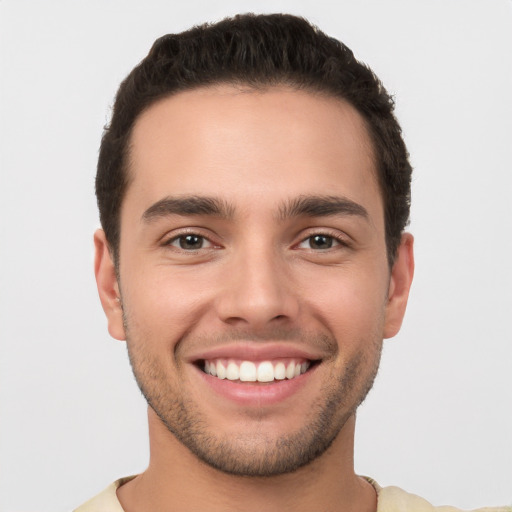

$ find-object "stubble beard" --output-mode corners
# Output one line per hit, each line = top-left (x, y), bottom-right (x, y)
(124, 318), (382, 477)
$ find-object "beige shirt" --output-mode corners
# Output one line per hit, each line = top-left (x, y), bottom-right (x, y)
(74, 476), (511, 512)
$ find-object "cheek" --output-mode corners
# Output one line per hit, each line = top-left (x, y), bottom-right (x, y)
(300, 263), (389, 343)
(317, 293), (386, 341)
(121, 267), (213, 347)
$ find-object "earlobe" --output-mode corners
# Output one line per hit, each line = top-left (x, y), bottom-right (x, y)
(383, 233), (415, 339)
(94, 229), (126, 341)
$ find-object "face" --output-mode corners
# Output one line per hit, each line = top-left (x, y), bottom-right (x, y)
(95, 85), (413, 476)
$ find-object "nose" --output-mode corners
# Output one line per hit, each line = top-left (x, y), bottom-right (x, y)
(215, 244), (299, 329)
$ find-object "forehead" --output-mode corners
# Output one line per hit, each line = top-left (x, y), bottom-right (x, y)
(124, 85), (381, 221)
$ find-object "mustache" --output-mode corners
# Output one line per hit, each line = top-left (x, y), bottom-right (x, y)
(175, 326), (339, 358)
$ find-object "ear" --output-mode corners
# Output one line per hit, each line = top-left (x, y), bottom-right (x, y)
(383, 233), (415, 339)
(94, 229), (126, 341)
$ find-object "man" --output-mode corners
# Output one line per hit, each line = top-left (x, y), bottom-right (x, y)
(75, 13), (509, 512)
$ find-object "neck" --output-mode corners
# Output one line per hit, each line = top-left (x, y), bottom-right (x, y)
(117, 408), (376, 512)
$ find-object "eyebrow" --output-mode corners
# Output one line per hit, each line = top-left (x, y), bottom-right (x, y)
(142, 196), (234, 222)
(141, 194), (368, 223)
(277, 195), (368, 221)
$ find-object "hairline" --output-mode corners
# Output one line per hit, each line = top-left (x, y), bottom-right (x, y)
(111, 81), (390, 266)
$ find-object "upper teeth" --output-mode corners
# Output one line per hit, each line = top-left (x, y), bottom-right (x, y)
(204, 359), (310, 383)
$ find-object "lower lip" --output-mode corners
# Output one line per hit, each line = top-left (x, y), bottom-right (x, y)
(195, 365), (318, 406)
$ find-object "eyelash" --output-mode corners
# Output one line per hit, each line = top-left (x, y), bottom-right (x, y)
(162, 229), (349, 252)
(163, 231), (218, 251)
(295, 230), (349, 251)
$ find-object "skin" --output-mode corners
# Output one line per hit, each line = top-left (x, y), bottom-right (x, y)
(95, 85), (414, 512)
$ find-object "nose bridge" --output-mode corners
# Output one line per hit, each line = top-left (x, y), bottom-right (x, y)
(216, 236), (297, 327)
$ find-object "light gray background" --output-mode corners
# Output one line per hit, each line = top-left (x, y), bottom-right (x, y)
(1, 1), (511, 511)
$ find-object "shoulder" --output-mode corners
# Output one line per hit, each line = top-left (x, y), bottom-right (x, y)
(73, 476), (135, 512)
(366, 478), (512, 512)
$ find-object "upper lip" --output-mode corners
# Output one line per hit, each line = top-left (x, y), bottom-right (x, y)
(186, 341), (324, 363)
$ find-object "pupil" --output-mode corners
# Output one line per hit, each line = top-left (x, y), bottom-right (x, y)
(311, 235), (332, 249)
(180, 235), (203, 249)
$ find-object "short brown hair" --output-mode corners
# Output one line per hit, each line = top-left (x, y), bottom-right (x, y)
(96, 13), (412, 265)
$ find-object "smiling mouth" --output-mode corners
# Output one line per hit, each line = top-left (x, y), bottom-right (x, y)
(198, 358), (318, 383)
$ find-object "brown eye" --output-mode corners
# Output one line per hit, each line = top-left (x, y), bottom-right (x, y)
(179, 234), (204, 249)
(307, 235), (335, 250)
(168, 234), (212, 250)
